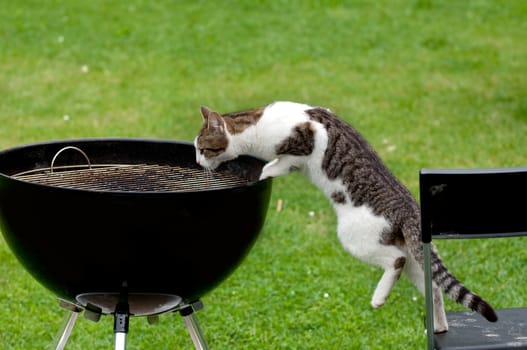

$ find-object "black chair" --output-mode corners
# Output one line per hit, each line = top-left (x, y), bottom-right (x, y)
(420, 167), (527, 350)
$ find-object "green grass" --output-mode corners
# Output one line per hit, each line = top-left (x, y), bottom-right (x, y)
(1, 0), (527, 349)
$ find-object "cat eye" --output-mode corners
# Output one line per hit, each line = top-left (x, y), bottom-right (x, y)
(200, 148), (223, 157)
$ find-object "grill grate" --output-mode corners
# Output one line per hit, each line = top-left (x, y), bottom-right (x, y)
(13, 164), (249, 192)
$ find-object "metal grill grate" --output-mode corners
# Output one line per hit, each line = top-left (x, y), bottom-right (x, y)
(13, 164), (249, 192)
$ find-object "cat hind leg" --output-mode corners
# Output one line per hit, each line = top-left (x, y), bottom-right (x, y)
(404, 256), (448, 333)
(336, 212), (407, 309)
(371, 255), (406, 308)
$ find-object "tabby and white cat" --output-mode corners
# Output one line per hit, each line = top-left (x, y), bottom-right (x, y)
(194, 101), (497, 333)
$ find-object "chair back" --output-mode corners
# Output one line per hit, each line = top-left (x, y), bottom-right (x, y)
(420, 167), (527, 243)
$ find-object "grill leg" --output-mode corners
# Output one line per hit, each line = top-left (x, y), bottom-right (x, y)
(114, 332), (127, 350)
(179, 301), (209, 350)
(51, 300), (82, 350)
(113, 302), (130, 350)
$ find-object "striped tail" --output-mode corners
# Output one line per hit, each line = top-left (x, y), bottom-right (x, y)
(430, 248), (498, 322)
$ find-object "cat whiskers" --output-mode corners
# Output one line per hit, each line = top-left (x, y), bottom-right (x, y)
(202, 167), (215, 187)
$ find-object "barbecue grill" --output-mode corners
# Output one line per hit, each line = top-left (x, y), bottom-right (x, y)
(0, 138), (272, 349)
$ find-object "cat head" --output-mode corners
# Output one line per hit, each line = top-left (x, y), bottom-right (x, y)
(194, 106), (235, 170)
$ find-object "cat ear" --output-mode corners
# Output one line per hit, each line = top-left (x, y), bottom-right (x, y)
(200, 106), (224, 132)
(200, 106), (212, 120)
(208, 112), (225, 132)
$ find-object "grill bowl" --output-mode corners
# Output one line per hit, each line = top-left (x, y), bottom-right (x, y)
(0, 138), (272, 314)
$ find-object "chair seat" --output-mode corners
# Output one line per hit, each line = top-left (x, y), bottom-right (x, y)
(434, 307), (527, 350)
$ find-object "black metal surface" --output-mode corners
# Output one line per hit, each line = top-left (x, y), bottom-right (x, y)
(434, 308), (527, 350)
(0, 138), (272, 309)
(420, 167), (527, 242)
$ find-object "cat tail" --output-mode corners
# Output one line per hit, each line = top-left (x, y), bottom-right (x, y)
(429, 244), (498, 322)
(402, 218), (497, 322)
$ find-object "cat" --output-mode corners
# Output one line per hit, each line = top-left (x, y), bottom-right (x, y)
(193, 101), (498, 333)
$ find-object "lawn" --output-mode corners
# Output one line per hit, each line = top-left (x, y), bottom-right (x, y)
(1, 0), (526, 349)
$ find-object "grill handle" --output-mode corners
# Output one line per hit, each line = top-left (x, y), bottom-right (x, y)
(50, 146), (92, 173)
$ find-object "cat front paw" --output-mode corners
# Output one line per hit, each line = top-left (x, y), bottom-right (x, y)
(259, 158), (280, 180)
(260, 157), (299, 180)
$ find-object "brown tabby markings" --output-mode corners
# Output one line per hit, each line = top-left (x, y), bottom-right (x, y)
(380, 227), (406, 247)
(196, 128), (229, 158)
(197, 108), (263, 158)
(276, 122), (316, 156)
(306, 107), (416, 249)
(394, 256), (406, 270)
(331, 191), (347, 204)
(222, 108), (264, 134)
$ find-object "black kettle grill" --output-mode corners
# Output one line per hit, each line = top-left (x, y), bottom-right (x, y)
(0, 138), (272, 349)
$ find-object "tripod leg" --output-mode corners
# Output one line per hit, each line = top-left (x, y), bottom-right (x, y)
(114, 332), (127, 350)
(113, 302), (130, 350)
(179, 302), (210, 350)
(51, 308), (80, 350)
